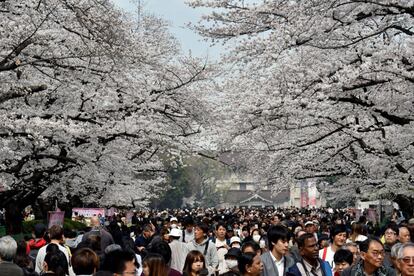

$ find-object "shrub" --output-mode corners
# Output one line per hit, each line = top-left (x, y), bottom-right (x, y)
(22, 218), (87, 234)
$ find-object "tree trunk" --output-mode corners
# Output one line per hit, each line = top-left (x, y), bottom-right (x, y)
(1, 184), (48, 234)
(5, 201), (23, 234)
(395, 195), (414, 219)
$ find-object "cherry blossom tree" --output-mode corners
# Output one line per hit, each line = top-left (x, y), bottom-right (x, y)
(189, 0), (414, 211)
(0, 0), (208, 231)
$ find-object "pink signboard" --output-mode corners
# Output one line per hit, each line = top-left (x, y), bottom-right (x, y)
(72, 208), (105, 218)
(48, 211), (65, 229)
(106, 207), (117, 217)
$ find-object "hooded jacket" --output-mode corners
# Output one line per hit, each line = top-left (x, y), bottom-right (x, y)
(186, 238), (219, 275)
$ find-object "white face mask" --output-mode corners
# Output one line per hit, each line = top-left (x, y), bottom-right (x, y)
(225, 259), (238, 269)
(232, 243), (241, 248)
(171, 224), (177, 229)
(253, 234), (261, 243)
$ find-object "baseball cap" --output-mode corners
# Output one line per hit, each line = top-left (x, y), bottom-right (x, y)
(170, 217), (178, 222)
(304, 221), (314, 226)
(170, 228), (182, 237)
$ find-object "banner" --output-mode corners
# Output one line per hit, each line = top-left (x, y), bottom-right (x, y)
(308, 181), (317, 207)
(126, 211), (134, 224)
(367, 208), (378, 224)
(106, 207), (117, 217)
(300, 181), (308, 207)
(48, 211), (65, 229)
(354, 209), (362, 221)
(72, 208), (105, 218)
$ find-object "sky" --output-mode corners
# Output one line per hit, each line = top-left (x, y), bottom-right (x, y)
(114, 0), (221, 59)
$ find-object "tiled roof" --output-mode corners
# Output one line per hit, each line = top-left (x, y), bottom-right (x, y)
(222, 189), (290, 205)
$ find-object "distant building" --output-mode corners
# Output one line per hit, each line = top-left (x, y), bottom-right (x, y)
(289, 180), (326, 208)
(216, 174), (325, 208)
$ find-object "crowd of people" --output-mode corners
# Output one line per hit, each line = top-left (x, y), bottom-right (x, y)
(0, 206), (414, 276)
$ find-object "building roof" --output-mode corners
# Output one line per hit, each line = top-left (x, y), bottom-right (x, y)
(240, 194), (273, 204)
(222, 189), (290, 206)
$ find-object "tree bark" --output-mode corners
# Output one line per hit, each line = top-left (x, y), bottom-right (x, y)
(4, 201), (23, 234)
(394, 195), (414, 219)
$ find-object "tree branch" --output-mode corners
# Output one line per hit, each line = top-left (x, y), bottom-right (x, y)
(0, 84), (48, 104)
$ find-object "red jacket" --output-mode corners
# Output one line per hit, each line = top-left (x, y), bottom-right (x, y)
(26, 238), (46, 254)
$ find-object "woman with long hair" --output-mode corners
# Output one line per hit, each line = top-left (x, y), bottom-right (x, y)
(346, 222), (367, 243)
(237, 252), (263, 276)
(14, 240), (38, 276)
(142, 253), (168, 276)
(182, 250), (206, 276)
(250, 229), (261, 244)
(160, 227), (170, 243)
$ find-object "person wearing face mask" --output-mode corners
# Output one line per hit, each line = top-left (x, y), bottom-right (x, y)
(251, 229), (267, 252)
(170, 217), (179, 230)
(230, 237), (241, 249)
(251, 229), (261, 244)
(220, 248), (241, 276)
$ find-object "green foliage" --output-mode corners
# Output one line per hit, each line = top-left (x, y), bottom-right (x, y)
(22, 218), (87, 234)
(22, 220), (44, 234)
(156, 166), (192, 209)
(0, 226), (6, 237)
(63, 218), (88, 230)
(155, 153), (230, 208)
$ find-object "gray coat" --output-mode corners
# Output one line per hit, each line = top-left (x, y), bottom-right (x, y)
(0, 262), (24, 276)
(261, 251), (296, 276)
(82, 227), (114, 252)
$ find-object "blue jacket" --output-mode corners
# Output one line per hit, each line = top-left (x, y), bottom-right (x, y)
(287, 259), (332, 276)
